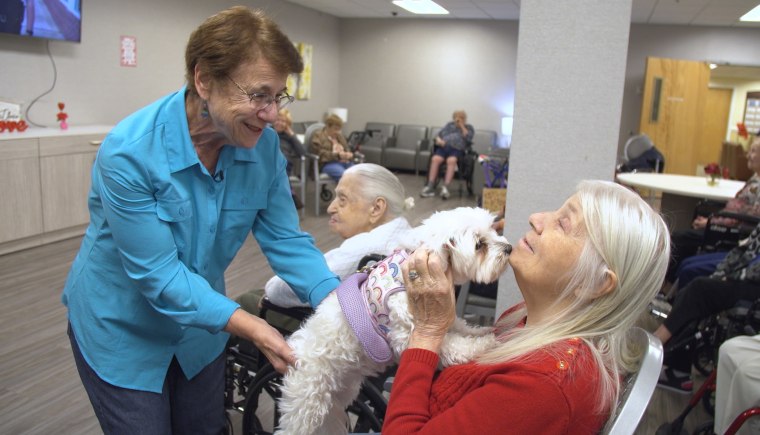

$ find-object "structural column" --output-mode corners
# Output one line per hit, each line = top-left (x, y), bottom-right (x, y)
(498, 0), (633, 312)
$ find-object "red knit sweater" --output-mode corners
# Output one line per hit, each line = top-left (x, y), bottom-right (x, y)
(383, 337), (609, 434)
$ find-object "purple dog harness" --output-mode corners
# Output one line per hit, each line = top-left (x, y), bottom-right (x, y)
(336, 250), (409, 364)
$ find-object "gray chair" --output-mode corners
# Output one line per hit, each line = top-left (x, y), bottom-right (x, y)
(383, 124), (428, 175)
(603, 327), (663, 435)
(471, 129), (498, 155)
(359, 122), (396, 166)
(303, 122), (336, 216)
(291, 122), (307, 135)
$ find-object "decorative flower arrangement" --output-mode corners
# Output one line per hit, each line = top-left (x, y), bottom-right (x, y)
(704, 162), (721, 186)
(56, 102), (68, 130)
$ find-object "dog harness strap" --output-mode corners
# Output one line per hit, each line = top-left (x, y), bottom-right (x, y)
(336, 250), (409, 364)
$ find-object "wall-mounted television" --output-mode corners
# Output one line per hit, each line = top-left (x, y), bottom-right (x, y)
(0, 0), (81, 43)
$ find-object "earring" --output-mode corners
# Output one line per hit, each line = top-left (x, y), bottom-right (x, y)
(200, 100), (209, 118)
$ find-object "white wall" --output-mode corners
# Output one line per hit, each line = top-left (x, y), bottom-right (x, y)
(0, 0), (342, 128)
(338, 18), (517, 139)
(3, 4), (760, 152)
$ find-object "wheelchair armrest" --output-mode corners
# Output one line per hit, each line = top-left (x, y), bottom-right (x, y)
(259, 297), (314, 325)
(709, 211), (760, 225)
(693, 199), (727, 218)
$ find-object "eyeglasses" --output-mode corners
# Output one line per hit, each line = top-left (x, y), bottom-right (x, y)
(227, 76), (294, 111)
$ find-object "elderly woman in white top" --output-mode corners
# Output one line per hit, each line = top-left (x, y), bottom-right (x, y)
(238, 163), (414, 324)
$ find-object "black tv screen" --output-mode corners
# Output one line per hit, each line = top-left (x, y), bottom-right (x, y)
(0, 0), (81, 43)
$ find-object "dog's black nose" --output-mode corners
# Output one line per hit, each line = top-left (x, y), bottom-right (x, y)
(504, 243), (512, 254)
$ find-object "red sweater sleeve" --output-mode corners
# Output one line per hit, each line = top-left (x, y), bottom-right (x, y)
(383, 348), (602, 434)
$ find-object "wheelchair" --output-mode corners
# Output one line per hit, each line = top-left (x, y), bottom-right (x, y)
(663, 298), (760, 378)
(224, 254), (390, 434)
(655, 299), (760, 435)
(425, 144), (478, 197)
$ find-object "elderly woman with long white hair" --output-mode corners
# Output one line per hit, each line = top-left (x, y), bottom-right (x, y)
(385, 180), (670, 434)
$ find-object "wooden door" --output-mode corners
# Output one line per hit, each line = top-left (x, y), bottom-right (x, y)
(696, 88), (732, 168)
(639, 57), (711, 175)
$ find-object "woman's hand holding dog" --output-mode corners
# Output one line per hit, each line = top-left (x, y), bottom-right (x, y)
(402, 249), (456, 354)
(225, 308), (295, 373)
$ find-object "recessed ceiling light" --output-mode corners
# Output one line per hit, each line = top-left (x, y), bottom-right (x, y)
(392, 0), (449, 15)
(740, 4), (760, 21)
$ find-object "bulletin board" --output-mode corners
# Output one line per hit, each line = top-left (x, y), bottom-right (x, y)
(745, 91), (760, 133)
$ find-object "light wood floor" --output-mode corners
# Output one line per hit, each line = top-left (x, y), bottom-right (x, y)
(0, 172), (709, 434)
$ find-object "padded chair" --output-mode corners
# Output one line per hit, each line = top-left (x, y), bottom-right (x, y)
(470, 129), (498, 155)
(291, 122), (307, 135)
(383, 124), (428, 175)
(603, 327), (663, 435)
(455, 280), (497, 326)
(303, 122), (336, 216)
(359, 122), (396, 166)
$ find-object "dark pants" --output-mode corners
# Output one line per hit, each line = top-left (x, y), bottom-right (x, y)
(68, 324), (226, 435)
(663, 278), (760, 372)
(666, 228), (705, 283)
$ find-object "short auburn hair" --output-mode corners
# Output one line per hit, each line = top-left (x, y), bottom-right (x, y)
(185, 6), (303, 95)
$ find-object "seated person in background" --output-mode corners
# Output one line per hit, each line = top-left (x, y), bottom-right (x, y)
(421, 110), (474, 200)
(274, 108), (306, 209)
(666, 137), (760, 286)
(715, 334), (760, 435)
(237, 163), (415, 328)
(654, 221), (760, 393)
(310, 113), (354, 182)
(384, 180), (669, 434)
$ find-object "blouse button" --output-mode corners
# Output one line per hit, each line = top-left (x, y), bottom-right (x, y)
(556, 360), (569, 370)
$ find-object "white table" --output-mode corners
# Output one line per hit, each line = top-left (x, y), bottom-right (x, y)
(616, 172), (745, 230)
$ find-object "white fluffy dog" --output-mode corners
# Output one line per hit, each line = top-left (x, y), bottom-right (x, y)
(275, 207), (512, 435)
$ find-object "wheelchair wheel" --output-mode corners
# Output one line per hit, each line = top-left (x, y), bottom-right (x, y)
(241, 363), (387, 434)
(349, 380), (387, 433)
(242, 364), (282, 435)
(320, 185), (334, 202)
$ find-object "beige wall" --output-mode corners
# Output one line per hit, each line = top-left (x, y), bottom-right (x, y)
(0, 0), (342, 128)
(2, 3), (760, 153)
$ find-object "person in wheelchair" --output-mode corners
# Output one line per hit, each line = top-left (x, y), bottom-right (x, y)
(715, 333), (760, 435)
(655, 221), (760, 393)
(237, 163), (415, 327)
(310, 113), (354, 182)
(666, 137), (760, 287)
(384, 181), (669, 433)
(420, 110), (474, 199)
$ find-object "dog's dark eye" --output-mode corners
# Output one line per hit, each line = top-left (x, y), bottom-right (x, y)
(475, 239), (485, 250)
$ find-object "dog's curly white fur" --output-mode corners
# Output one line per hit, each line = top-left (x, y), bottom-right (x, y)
(276, 207), (511, 435)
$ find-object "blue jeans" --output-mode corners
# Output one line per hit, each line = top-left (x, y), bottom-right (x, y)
(322, 161), (353, 182)
(68, 324), (226, 435)
(675, 251), (728, 288)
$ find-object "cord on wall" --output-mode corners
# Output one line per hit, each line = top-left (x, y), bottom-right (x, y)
(25, 40), (57, 128)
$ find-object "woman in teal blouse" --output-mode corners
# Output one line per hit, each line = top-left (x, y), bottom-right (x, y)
(61, 7), (339, 434)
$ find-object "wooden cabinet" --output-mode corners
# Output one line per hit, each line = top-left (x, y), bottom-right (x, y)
(40, 134), (102, 232)
(0, 126), (110, 255)
(0, 138), (43, 244)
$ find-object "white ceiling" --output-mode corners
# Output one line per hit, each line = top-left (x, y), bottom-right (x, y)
(285, 0), (760, 27)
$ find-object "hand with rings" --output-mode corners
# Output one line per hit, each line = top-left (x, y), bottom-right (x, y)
(402, 248), (456, 353)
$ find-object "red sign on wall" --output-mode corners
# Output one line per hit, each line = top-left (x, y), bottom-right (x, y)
(120, 36), (137, 67)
